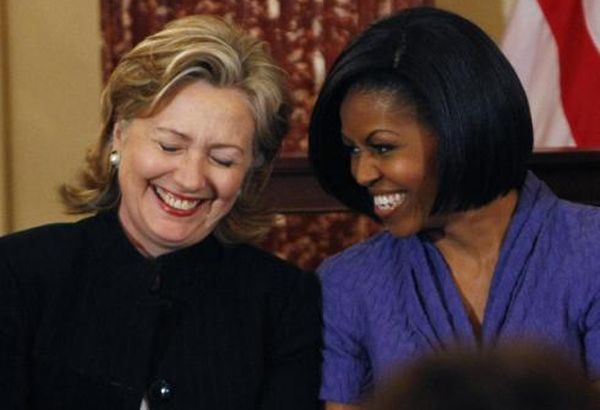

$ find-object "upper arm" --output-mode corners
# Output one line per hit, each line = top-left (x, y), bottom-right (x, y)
(583, 292), (600, 380)
(319, 265), (371, 405)
(258, 270), (322, 410)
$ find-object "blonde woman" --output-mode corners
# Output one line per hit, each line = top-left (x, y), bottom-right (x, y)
(0, 16), (321, 409)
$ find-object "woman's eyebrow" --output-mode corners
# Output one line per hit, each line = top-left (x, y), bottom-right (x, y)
(363, 129), (399, 144)
(156, 126), (192, 141)
(210, 143), (245, 154)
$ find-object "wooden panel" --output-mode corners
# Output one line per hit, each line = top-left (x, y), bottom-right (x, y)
(528, 149), (600, 206)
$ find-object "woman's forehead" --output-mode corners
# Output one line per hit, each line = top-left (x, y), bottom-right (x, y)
(341, 88), (417, 119)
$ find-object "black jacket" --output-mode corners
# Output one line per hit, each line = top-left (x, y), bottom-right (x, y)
(0, 211), (322, 409)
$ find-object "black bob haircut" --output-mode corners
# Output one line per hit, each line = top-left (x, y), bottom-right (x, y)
(309, 7), (533, 218)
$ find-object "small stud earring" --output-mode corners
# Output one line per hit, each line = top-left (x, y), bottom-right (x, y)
(109, 151), (120, 167)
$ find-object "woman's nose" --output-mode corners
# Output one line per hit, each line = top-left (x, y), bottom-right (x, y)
(352, 153), (380, 187)
(174, 155), (207, 192)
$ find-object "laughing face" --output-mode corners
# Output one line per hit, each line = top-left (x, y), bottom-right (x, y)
(340, 89), (438, 237)
(112, 81), (255, 257)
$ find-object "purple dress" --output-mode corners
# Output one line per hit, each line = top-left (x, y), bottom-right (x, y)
(319, 172), (600, 403)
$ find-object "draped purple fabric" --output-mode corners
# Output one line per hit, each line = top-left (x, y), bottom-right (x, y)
(319, 173), (600, 402)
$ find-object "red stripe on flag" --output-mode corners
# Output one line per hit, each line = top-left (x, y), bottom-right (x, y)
(537, 0), (600, 147)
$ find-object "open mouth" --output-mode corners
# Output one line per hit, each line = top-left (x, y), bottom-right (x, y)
(373, 192), (407, 213)
(153, 185), (203, 214)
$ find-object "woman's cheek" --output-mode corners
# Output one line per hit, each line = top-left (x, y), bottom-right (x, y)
(215, 169), (248, 197)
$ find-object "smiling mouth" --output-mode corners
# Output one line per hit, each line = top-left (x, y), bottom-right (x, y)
(153, 185), (203, 212)
(373, 192), (407, 213)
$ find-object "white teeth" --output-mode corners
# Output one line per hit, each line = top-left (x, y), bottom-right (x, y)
(155, 186), (200, 210)
(373, 192), (406, 211)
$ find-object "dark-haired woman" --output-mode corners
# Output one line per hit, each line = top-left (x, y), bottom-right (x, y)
(309, 7), (600, 410)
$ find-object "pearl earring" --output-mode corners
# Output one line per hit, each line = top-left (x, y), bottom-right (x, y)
(109, 151), (120, 167)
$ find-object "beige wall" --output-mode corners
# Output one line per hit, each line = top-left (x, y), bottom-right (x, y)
(1, 1), (102, 234)
(435, 0), (516, 42)
(1, 0), (9, 234)
(0, 1), (515, 235)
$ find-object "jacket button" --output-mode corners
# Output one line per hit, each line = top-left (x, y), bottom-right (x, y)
(149, 379), (173, 401)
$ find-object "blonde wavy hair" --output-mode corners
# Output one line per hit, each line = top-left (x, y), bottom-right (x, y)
(61, 15), (290, 244)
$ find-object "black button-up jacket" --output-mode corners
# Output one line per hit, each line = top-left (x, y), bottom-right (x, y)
(0, 211), (322, 409)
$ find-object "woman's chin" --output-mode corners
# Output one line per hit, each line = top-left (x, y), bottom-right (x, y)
(383, 216), (419, 238)
(137, 218), (207, 254)
(153, 230), (206, 250)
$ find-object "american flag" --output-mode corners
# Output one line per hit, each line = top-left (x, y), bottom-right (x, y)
(502, 0), (600, 147)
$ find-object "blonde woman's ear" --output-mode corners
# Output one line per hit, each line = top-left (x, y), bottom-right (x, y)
(111, 119), (129, 150)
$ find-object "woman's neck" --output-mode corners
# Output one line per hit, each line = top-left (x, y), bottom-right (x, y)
(427, 190), (519, 329)
(430, 190), (519, 268)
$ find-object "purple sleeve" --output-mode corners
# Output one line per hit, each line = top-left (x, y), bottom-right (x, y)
(318, 258), (372, 404)
(583, 294), (600, 380)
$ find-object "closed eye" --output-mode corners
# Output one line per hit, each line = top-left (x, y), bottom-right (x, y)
(209, 147), (242, 168)
(158, 142), (182, 153)
(210, 156), (235, 167)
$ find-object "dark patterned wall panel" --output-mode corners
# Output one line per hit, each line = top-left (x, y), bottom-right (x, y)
(101, 0), (433, 156)
(100, 0), (432, 270)
(261, 213), (381, 271)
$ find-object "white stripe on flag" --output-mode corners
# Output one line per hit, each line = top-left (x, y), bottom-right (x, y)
(583, 0), (600, 51)
(502, 0), (576, 147)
